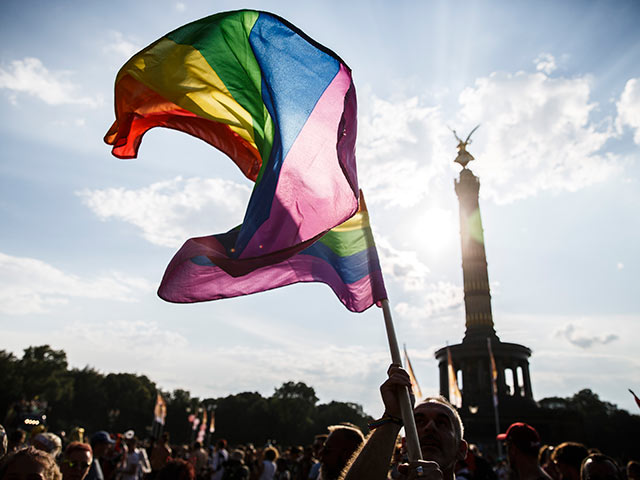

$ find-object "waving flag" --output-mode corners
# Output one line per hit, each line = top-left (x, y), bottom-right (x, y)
(403, 345), (423, 402)
(158, 191), (387, 312)
(105, 10), (359, 275)
(447, 348), (462, 408)
(154, 393), (167, 425)
(487, 338), (499, 408)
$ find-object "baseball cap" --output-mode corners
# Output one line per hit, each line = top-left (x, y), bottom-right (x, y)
(497, 422), (540, 451)
(91, 431), (115, 445)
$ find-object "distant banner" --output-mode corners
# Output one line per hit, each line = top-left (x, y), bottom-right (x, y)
(447, 348), (462, 408)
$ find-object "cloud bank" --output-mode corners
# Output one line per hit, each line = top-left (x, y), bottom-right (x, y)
(0, 252), (153, 315)
(78, 177), (251, 248)
(0, 57), (101, 107)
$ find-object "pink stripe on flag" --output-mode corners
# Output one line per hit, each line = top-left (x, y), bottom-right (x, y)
(241, 63), (358, 258)
(159, 238), (383, 313)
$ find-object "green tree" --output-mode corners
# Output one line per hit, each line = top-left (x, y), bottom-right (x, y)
(103, 373), (156, 435)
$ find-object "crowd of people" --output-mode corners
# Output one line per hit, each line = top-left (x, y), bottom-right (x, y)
(0, 365), (638, 480)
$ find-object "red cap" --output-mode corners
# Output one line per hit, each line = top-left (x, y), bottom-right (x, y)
(497, 422), (540, 450)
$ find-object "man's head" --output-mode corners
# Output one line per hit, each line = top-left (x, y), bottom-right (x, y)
(413, 397), (467, 471)
(551, 442), (589, 480)
(0, 446), (62, 480)
(32, 433), (62, 458)
(60, 442), (92, 480)
(497, 422), (541, 466)
(580, 454), (620, 480)
(320, 425), (364, 480)
(89, 431), (114, 459)
(627, 461), (640, 480)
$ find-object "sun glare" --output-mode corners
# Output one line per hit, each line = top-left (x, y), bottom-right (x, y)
(410, 208), (458, 255)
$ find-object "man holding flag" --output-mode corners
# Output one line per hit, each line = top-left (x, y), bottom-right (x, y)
(343, 365), (468, 480)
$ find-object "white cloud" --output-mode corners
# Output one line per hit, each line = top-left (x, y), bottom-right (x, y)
(616, 77), (640, 145)
(395, 281), (464, 322)
(617, 262), (624, 270)
(0, 252), (153, 315)
(103, 31), (141, 59)
(357, 94), (451, 208)
(0, 57), (101, 107)
(534, 53), (557, 74)
(457, 69), (621, 203)
(78, 176), (252, 248)
(175, 2), (186, 12)
(555, 323), (619, 349)
(376, 236), (431, 292)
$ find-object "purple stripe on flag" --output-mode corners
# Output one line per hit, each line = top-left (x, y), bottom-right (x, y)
(240, 63), (358, 258)
(159, 236), (384, 313)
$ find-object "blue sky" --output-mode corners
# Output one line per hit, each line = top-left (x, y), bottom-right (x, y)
(1, 0), (639, 422)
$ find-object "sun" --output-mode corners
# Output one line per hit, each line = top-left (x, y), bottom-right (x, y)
(410, 207), (458, 255)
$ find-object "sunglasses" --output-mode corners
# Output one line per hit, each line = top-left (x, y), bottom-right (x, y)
(63, 460), (91, 470)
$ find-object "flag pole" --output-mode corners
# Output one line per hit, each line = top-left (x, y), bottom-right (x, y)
(487, 338), (503, 458)
(381, 299), (423, 462)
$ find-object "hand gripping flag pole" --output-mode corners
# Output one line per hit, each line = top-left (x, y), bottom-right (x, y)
(381, 299), (423, 462)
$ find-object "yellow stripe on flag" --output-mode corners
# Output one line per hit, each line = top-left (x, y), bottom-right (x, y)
(118, 38), (258, 152)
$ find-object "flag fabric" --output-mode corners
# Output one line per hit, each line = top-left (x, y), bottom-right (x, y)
(158, 191), (387, 312)
(154, 393), (167, 425)
(487, 338), (499, 408)
(630, 389), (640, 409)
(209, 411), (216, 433)
(105, 10), (359, 276)
(447, 347), (462, 408)
(197, 410), (207, 443)
(403, 344), (423, 403)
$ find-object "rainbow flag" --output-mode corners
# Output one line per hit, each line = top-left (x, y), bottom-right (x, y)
(105, 10), (359, 275)
(158, 191), (387, 312)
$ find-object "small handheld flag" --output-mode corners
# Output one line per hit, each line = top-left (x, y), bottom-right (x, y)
(154, 393), (167, 426)
(447, 347), (462, 408)
(403, 344), (423, 403)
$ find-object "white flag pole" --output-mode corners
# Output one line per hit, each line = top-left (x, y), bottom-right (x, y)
(381, 299), (423, 462)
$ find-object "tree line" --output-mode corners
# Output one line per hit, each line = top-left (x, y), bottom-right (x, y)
(0, 345), (371, 446)
(1, 345), (639, 455)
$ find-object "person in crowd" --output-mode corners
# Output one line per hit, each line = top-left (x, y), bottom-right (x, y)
(60, 442), (93, 480)
(286, 447), (301, 480)
(68, 429), (85, 446)
(496, 423), (550, 480)
(187, 442), (208, 480)
(466, 444), (496, 480)
(295, 446), (315, 480)
(32, 434), (62, 460)
(0, 425), (8, 460)
(86, 431), (115, 480)
(318, 425), (363, 480)
(343, 364), (468, 480)
(551, 443), (589, 480)
(119, 436), (150, 480)
(7, 431), (26, 454)
(0, 446), (62, 480)
(211, 440), (229, 480)
(220, 450), (250, 480)
(156, 459), (195, 480)
(539, 446), (559, 480)
(308, 436), (327, 480)
(627, 461), (640, 480)
(257, 447), (277, 480)
(273, 458), (289, 480)
(580, 454), (620, 480)
(149, 433), (171, 476)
